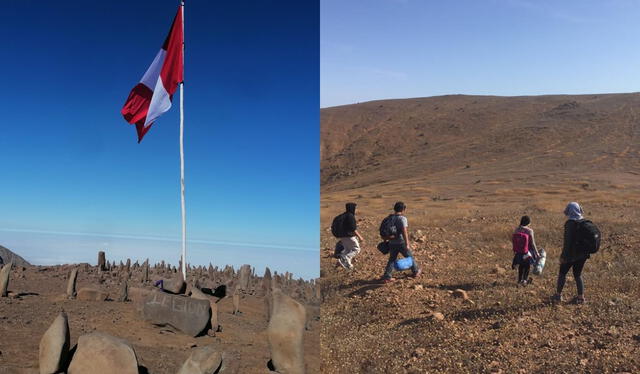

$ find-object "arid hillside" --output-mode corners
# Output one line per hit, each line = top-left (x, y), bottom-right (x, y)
(320, 94), (640, 373)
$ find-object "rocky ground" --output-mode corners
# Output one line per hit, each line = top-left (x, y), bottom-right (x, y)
(0, 263), (319, 373)
(320, 94), (640, 373)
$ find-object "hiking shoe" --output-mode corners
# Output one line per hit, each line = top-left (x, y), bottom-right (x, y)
(550, 294), (562, 304)
(337, 257), (349, 269)
(574, 296), (585, 305)
(527, 277), (533, 285)
(412, 268), (422, 278)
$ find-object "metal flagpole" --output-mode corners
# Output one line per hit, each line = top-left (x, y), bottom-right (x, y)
(180, 0), (187, 281)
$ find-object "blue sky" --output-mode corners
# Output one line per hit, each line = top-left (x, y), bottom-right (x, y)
(0, 1), (319, 279)
(322, 0), (640, 107)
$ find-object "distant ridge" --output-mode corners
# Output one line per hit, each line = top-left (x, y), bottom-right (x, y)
(0, 245), (31, 267)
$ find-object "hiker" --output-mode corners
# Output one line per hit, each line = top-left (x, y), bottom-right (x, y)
(331, 202), (364, 269)
(380, 202), (421, 283)
(551, 202), (600, 304)
(511, 215), (539, 286)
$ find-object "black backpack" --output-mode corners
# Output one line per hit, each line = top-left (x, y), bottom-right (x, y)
(576, 220), (601, 254)
(331, 213), (347, 238)
(379, 214), (399, 240)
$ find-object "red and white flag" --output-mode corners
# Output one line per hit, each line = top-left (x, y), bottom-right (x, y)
(121, 7), (184, 143)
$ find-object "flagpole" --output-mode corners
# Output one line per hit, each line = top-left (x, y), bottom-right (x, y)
(180, 0), (187, 281)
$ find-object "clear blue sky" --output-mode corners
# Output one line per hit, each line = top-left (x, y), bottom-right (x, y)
(322, 0), (640, 107)
(0, 1), (319, 279)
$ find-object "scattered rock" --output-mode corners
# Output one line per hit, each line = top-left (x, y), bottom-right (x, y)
(76, 287), (109, 301)
(430, 312), (445, 321)
(177, 345), (223, 374)
(39, 312), (70, 374)
(67, 332), (138, 374)
(452, 289), (468, 300)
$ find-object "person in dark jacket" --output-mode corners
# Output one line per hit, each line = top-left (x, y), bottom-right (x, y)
(552, 202), (590, 304)
(336, 202), (364, 270)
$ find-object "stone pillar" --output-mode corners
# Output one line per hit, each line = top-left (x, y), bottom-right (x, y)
(66, 268), (78, 299)
(0, 263), (12, 297)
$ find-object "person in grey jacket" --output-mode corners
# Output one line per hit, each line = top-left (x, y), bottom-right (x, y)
(552, 202), (590, 304)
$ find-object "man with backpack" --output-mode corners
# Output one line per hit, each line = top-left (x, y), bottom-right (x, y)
(551, 202), (601, 304)
(331, 202), (364, 270)
(380, 202), (421, 283)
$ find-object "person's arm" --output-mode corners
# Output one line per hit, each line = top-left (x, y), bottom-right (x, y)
(403, 226), (411, 249)
(354, 230), (364, 242)
(528, 228), (539, 259)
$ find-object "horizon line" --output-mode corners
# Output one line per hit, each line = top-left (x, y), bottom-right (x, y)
(0, 227), (317, 253)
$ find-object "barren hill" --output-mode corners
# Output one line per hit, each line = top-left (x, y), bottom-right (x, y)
(321, 93), (640, 190)
(0, 245), (31, 267)
(320, 94), (640, 373)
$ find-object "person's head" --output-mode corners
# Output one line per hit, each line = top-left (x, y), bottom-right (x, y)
(393, 201), (406, 213)
(345, 202), (357, 214)
(564, 202), (583, 220)
(520, 215), (531, 227)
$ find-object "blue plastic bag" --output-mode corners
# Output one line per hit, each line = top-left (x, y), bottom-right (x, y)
(394, 256), (414, 271)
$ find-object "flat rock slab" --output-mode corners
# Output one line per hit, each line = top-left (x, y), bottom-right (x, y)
(76, 287), (109, 301)
(142, 291), (211, 337)
(67, 332), (138, 374)
(39, 312), (70, 374)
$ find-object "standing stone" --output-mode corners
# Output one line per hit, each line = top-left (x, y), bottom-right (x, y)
(0, 262), (12, 297)
(142, 291), (211, 337)
(177, 345), (223, 374)
(39, 312), (70, 374)
(232, 292), (240, 315)
(267, 289), (306, 374)
(143, 263), (149, 283)
(67, 332), (138, 374)
(97, 251), (106, 271)
(66, 268), (78, 299)
(125, 259), (131, 273)
(238, 264), (251, 291)
(210, 301), (220, 333)
(118, 281), (129, 302)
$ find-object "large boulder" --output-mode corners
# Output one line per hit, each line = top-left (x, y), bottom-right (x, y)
(67, 332), (138, 374)
(129, 287), (152, 313)
(142, 291), (211, 337)
(177, 345), (223, 374)
(267, 289), (306, 374)
(163, 277), (187, 294)
(0, 262), (12, 297)
(76, 287), (109, 301)
(39, 312), (70, 374)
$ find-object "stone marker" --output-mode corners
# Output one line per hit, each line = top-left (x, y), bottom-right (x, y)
(39, 312), (70, 374)
(142, 263), (149, 283)
(0, 262), (12, 297)
(210, 301), (220, 333)
(67, 332), (138, 374)
(118, 281), (129, 302)
(238, 264), (251, 291)
(142, 291), (211, 337)
(267, 289), (306, 374)
(97, 251), (106, 271)
(77, 287), (109, 301)
(177, 345), (223, 374)
(66, 268), (78, 299)
(232, 292), (240, 315)
(163, 277), (187, 294)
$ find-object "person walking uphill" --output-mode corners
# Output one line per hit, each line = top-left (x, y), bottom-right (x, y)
(331, 202), (364, 270)
(552, 202), (601, 304)
(511, 215), (539, 286)
(380, 202), (421, 283)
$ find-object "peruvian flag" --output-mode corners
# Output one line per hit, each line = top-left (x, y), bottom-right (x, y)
(121, 7), (184, 143)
